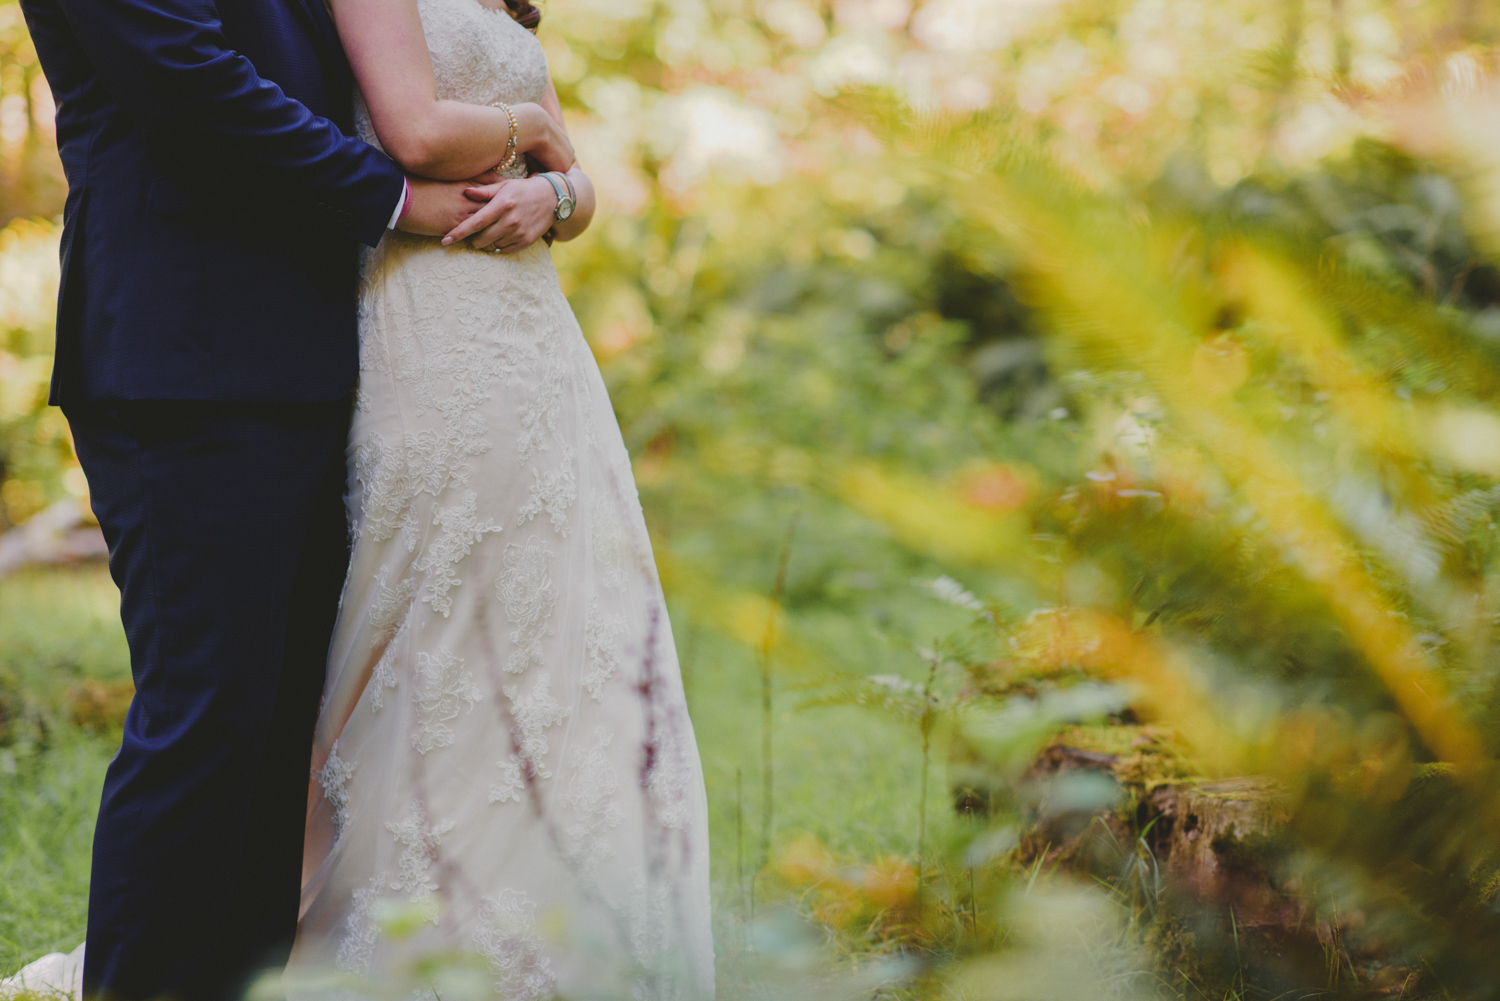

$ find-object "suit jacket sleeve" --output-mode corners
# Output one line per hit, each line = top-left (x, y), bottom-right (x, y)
(53, 0), (404, 247)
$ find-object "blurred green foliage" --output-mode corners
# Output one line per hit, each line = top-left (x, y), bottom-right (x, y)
(0, 218), (69, 530)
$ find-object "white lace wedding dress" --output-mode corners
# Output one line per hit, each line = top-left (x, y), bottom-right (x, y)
(285, 1), (714, 997)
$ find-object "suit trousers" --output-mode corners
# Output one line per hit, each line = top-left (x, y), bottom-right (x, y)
(66, 399), (352, 1001)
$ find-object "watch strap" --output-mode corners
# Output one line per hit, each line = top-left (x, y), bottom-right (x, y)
(539, 171), (568, 216)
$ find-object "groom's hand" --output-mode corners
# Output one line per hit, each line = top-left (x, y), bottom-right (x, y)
(394, 177), (482, 236)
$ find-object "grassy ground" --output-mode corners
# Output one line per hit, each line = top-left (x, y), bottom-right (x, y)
(0, 566), (128, 976)
(0, 565), (947, 981)
(0, 739), (110, 976)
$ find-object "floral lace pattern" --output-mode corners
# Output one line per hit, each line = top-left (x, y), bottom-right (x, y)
(489, 754), (526, 805)
(647, 732), (696, 833)
(411, 649), (481, 754)
(316, 741), (357, 841)
(515, 358), (566, 461)
(386, 799), (455, 897)
(289, 0), (712, 992)
(503, 675), (568, 779)
(335, 876), (384, 973)
(496, 535), (557, 674)
(562, 727), (625, 880)
(368, 624), (402, 711)
(518, 443), (578, 533)
(590, 488), (635, 592)
(368, 570), (418, 647)
(473, 889), (557, 1000)
(417, 490), (502, 617)
(583, 597), (626, 701)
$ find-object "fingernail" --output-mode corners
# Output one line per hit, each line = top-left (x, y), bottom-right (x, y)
(441, 237), (452, 245)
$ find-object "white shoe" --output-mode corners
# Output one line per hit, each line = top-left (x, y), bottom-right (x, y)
(0, 943), (85, 1001)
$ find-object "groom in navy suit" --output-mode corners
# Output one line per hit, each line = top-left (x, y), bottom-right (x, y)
(19, 0), (466, 995)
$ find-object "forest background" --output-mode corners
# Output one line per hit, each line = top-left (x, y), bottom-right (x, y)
(7, 0), (1500, 998)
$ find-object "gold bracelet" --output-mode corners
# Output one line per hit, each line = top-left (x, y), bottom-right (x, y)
(493, 101), (519, 173)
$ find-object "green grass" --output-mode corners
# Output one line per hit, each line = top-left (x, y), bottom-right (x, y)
(0, 565), (128, 976)
(0, 738), (111, 976)
(0, 567), (129, 690)
(684, 626), (944, 866)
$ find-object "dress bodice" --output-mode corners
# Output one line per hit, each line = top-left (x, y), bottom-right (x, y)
(355, 0), (550, 150)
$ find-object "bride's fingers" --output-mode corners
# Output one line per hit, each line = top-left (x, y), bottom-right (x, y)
(495, 226), (547, 253)
(442, 202), (506, 244)
(470, 217), (518, 250)
(493, 229), (526, 251)
(463, 183), (503, 202)
(488, 226), (533, 252)
(469, 222), (499, 249)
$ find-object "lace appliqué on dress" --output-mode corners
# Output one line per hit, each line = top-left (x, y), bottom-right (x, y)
(355, 437), (469, 554)
(503, 675), (569, 780)
(472, 889), (558, 1001)
(336, 875), (385, 974)
(369, 572), (419, 647)
(317, 741), (358, 841)
(583, 597), (627, 701)
(496, 535), (557, 674)
(628, 867), (685, 1001)
(417, 490), (502, 617)
(354, 433), (415, 546)
(489, 754), (527, 804)
(518, 443), (578, 534)
(516, 358), (566, 460)
(647, 731), (695, 833)
(412, 649), (482, 754)
(386, 799), (456, 897)
(561, 727), (624, 880)
(590, 488), (635, 592)
(369, 622), (404, 712)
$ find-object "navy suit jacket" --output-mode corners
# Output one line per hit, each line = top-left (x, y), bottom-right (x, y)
(22, 0), (407, 404)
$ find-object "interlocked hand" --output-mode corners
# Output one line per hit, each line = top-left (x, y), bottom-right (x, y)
(440, 176), (555, 254)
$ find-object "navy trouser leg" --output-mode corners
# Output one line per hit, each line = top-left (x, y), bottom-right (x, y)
(67, 401), (352, 1001)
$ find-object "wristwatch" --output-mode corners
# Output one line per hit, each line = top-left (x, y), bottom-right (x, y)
(539, 172), (575, 222)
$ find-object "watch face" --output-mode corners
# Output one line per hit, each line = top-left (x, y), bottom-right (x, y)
(557, 198), (575, 221)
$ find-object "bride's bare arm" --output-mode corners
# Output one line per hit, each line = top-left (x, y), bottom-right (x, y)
(328, 0), (573, 179)
(538, 81), (594, 243)
(441, 80), (596, 250)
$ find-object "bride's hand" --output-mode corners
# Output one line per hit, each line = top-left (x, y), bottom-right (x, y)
(440, 176), (555, 253)
(510, 102), (574, 174)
